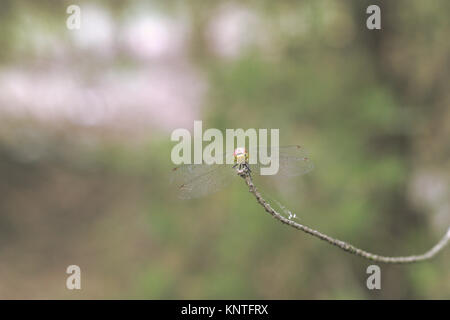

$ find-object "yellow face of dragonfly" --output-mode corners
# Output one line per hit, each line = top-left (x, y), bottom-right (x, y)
(233, 147), (249, 165)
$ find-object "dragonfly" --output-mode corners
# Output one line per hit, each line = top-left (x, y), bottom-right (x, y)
(171, 145), (313, 199)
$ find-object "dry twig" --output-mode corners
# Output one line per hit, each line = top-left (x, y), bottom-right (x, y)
(240, 172), (450, 264)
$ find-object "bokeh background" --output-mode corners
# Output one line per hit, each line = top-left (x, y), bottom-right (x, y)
(0, 0), (449, 299)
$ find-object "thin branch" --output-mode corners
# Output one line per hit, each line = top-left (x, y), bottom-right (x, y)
(240, 173), (450, 264)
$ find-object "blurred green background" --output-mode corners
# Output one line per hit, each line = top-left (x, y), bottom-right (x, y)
(0, 0), (449, 299)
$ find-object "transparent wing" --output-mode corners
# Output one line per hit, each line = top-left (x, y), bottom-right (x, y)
(171, 163), (236, 199)
(248, 145), (314, 177)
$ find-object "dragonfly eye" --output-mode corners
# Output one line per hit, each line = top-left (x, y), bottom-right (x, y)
(234, 147), (246, 156)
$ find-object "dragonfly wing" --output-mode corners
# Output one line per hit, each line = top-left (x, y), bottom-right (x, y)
(248, 145), (314, 177)
(278, 145), (314, 176)
(171, 164), (236, 199)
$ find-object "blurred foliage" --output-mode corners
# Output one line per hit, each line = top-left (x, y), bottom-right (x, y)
(0, 0), (449, 299)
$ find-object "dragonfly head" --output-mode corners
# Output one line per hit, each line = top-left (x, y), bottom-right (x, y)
(233, 147), (249, 165)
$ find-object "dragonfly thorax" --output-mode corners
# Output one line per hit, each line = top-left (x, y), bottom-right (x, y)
(233, 147), (249, 165)
(233, 147), (250, 175)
